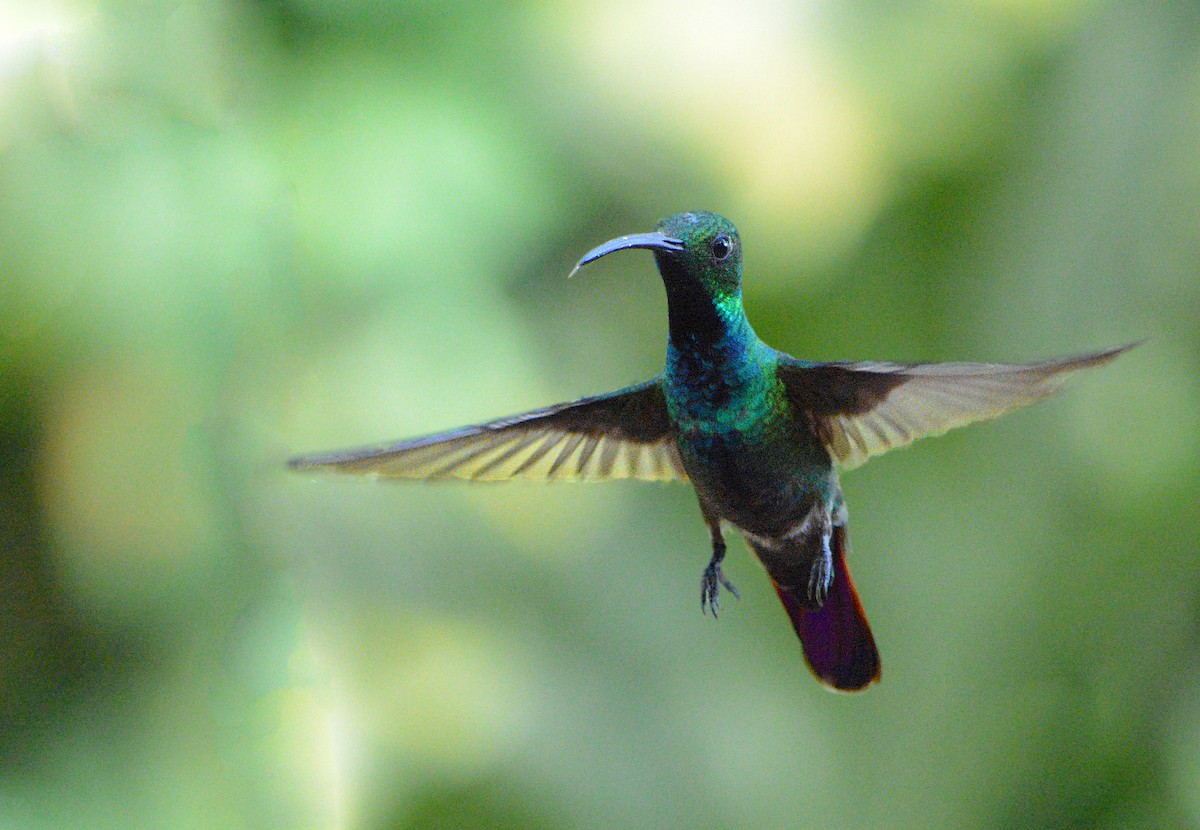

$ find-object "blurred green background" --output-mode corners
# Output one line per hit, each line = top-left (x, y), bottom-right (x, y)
(1, 1), (1198, 828)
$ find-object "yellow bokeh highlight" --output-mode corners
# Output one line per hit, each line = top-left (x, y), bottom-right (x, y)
(40, 355), (220, 617)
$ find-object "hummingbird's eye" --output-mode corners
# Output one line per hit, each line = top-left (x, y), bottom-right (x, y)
(711, 234), (733, 261)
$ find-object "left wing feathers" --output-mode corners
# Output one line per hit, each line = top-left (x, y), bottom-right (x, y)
(288, 378), (687, 482)
(780, 344), (1135, 470)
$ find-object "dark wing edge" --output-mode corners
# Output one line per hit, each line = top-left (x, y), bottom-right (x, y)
(287, 378), (687, 482)
(779, 343), (1136, 470)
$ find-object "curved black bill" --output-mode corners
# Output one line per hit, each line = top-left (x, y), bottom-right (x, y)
(568, 231), (685, 278)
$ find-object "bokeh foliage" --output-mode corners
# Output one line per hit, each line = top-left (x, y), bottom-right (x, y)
(1, 1), (1198, 828)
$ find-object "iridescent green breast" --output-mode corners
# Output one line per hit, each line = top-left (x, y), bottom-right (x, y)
(665, 342), (785, 441)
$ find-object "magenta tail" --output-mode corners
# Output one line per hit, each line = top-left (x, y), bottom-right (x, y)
(773, 525), (880, 692)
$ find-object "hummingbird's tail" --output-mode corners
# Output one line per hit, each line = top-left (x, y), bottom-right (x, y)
(772, 525), (880, 692)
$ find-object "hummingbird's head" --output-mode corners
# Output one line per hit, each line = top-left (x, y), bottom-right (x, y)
(569, 210), (742, 302)
(652, 211), (742, 300)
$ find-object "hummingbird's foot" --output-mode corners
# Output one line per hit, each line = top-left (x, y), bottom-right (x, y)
(701, 560), (739, 618)
(807, 534), (834, 608)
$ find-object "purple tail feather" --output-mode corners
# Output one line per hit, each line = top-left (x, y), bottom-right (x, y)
(773, 525), (880, 692)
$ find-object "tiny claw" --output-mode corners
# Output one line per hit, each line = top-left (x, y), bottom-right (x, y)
(720, 572), (740, 600)
(701, 561), (739, 618)
(806, 542), (833, 608)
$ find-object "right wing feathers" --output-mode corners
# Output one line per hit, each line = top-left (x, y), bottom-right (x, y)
(288, 378), (687, 482)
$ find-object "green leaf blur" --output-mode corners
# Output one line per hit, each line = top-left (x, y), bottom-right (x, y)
(1, 1), (1197, 828)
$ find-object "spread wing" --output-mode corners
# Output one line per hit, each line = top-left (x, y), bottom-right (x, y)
(288, 378), (686, 482)
(779, 345), (1134, 470)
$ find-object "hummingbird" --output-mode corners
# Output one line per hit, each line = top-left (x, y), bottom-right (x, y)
(290, 210), (1131, 692)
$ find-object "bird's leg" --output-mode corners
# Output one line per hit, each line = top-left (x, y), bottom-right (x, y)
(807, 532), (833, 608)
(701, 516), (739, 617)
(803, 503), (839, 608)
